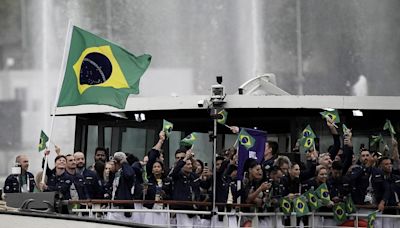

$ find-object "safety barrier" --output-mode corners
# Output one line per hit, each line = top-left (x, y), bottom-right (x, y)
(66, 200), (400, 228)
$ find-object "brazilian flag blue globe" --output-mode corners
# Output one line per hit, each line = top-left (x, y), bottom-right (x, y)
(57, 26), (152, 109)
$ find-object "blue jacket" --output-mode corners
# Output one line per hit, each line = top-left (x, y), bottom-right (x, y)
(3, 172), (35, 193)
(79, 168), (101, 199)
(112, 162), (134, 208)
(46, 170), (86, 200)
(347, 165), (389, 205)
(170, 160), (200, 210)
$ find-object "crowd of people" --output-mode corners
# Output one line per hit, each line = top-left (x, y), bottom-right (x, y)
(3, 118), (400, 228)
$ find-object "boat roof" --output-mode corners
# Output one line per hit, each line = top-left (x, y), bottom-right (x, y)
(54, 95), (400, 116)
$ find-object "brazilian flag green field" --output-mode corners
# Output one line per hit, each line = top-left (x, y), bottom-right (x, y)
(57, 26), (151, 109)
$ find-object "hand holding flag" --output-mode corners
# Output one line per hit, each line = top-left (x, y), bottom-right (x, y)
(320, 109), (340, 128)
(162, 119), (173, 138)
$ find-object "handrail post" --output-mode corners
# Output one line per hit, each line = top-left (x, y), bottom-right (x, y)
(290, 212), (296, 227)
(166, 204), (171, 228)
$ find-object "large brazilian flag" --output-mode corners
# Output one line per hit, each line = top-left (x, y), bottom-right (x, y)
(57, 26), (152, 109)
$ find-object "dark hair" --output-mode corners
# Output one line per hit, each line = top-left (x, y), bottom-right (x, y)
(216, 156), (225, 162)
(244, 158), (259, 173)
(175, 148), (187, 156)
(224, 164), (237, 176)
(95, 147), (107, 155)
(378, 156), (391, 166)
(269, 166), (282, 176)
(126, 153), (139, 166)
(196, 159), (204, 171)
(267, 141), (279, 156)
(94, 161), (105, 178)
(54, 155), (66, 163)
(332, 161), (343, 171)
(153, 160), (165, 170)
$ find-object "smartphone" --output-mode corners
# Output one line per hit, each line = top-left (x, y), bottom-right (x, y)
(204, 162), (208, 167)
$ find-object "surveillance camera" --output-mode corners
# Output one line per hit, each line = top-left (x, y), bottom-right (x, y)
(197, 99), (206, 108)
(211, 84), (225, 100)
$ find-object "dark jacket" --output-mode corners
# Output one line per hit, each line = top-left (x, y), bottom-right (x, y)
(79, 168), (101, 199)
(170, 160), (200, 211)
(347, 165), (389, 205)
(3, 172), (35, 193)
(46, 170), (86, 200)
(112, 162), (135, 205)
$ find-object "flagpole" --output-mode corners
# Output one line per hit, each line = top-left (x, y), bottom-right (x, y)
(41, 20), (74, 183)
(212, 107), (218, 215)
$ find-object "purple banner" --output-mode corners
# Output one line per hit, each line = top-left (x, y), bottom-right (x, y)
(237, 128), (267, 180)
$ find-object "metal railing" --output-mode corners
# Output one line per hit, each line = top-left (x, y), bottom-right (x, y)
(66, 199), (400, 228)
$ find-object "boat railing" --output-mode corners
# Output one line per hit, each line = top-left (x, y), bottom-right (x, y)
(64, 199), (400, 228)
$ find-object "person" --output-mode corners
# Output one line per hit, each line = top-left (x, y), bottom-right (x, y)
(242, 158), (272, 227)
(3, 154), (35, 193)
(40, 152), (85, 213)
(302, 166), (333, 227)
(74, 151), (101, 199)
(273, 156), (291, 176)
(64, 154), (88, 210)
(262, 141), (279, 179)
(347, 148), (388, 228)
(143, 161), (168, 225)
(107, 152), (135, 222)
(169, 149), (200, 228)
(378, 157), (399, 228)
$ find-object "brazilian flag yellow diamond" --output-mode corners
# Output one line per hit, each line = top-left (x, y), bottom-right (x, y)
(73, 45), (129, 94)
(57, 26), (151, 109)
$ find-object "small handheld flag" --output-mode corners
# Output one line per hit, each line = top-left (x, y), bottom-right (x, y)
(383, 119), (396, 138)
(39, 130), (49, 152)
(305, 189), (321, 210)
(162, 119), (173, 138)
(180, 132), (197, 147)
(320, 109), (340, 124)
(315, 183), (331, 205)
(333, 202), (347, 224)
(279, 197), (292, 215)
(293, 196), (310, 217)
(345, 195), (356, 214)
(367, 211), (377, 228)
(300, 125), (317, 151)
(370, 134), (384, 147)
(217, 109), (228, 125)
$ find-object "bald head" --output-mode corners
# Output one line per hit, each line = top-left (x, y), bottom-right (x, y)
(16, 154), (29, 173)
(74, 151), (86, 169)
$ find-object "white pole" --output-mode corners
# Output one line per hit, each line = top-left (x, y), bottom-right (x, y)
(41, 20), (74, 183)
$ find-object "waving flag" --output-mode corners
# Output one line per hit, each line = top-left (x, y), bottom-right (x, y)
(300, 125), (317, 151)
(180, 132), (197, 147)
(217, 109), (228, 125)
(370, 134), (384, 147)
(237, 128), (266, 180)
(238, 129), (256, 150)
(383, 119), (396, 138)
(38, 130), (49, 152)
(320, 109), (340, 123)
(57, 26), (152, 109)
(162, 119), (173, 138)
